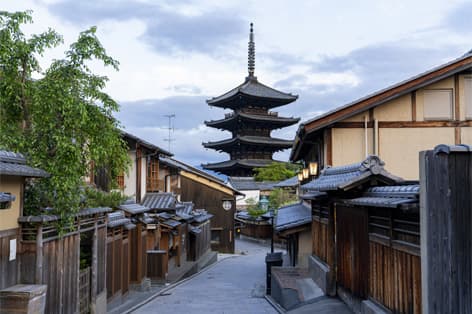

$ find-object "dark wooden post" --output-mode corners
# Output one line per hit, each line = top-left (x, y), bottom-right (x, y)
(91, 220), (98, 304)
(35, 225), (43, 284)
(420, 145), (472, 314)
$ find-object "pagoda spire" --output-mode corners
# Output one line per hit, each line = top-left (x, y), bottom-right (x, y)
(248, 23), (255, 78)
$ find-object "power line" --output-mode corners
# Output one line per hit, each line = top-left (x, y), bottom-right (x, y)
(163, 114), (176, 153)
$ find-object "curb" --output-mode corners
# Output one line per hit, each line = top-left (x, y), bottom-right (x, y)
(123, 254), (241, 313)
(264, 295), (286, 314)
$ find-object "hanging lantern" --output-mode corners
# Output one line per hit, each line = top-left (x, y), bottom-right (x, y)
(309, 162), (319, 176)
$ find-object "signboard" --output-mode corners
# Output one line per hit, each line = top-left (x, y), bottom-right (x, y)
(9, 238), (16, 261)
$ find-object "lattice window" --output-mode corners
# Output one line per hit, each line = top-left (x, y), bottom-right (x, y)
(116, 172), (125, 190)
(147, 158), (159, 192)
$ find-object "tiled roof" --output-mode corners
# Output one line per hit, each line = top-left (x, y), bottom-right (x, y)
(18, 207), (111, 223)
(273, 176), (299, 188)
(301, 156), (403, 192)
(203, 136), (293, 151)
(117, 203), (150, 215)
(0, 150), (49, 178)
(275, 202), (311, 232)
(121, 131), (172, 156)
(0, 192), (16, 203)
(159, 157), (243, 196)
(207, 77), (297, 108)
(205, 112), (299, 130)
(142, 192), (177, 210)
(176, 202), (194, 220)
(228, 177), (277, 191)
(107, 210), (134, 228)
(345, 184), (419, 209)
(202, 159), (275, 170)
(192, 213), (213, 223)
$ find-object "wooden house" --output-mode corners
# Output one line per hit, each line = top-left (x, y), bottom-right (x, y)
(274, 201), (312, 267)
(117, 202), (152, 290)
(291, 50), (472, 180)
(159, 157), (243, 253)
(119, 131), (172, 202)
(0, 150), (48, 291)
(298, 156), (423, 314)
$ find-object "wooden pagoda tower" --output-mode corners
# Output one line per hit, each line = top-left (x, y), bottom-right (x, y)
(202, 23), (299, 177)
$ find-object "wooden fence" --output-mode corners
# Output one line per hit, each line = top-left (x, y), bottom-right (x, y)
(18, 208), (108, 314)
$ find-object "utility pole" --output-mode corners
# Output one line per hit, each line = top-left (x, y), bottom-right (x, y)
(163, 114), (176, 153)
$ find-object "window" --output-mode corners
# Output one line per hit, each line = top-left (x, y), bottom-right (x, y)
(465, 77), (472, 119)
(146, 158), (159, 192)
(0, 192), (15, 210)
(423, 89), (453, 120)
(116, 172), (125, 190)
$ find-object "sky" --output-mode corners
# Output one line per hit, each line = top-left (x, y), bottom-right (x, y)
(3, 0), (472, 168)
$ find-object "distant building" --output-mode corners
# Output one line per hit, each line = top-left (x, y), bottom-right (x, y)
(203, 23), (299, 177)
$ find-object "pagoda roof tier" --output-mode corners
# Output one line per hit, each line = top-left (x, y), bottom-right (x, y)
(207, 76), (298, 109)
(202, 159), (281, 175)
(205, 112), (300, 131)
(203, 136), (293, 153)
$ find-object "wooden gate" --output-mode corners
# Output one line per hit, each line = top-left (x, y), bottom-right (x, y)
(336, 204), (369, 298)
(79, 267), (91, 314)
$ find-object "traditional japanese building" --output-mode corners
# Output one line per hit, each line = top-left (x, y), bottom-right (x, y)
(202, 24), (299, 177)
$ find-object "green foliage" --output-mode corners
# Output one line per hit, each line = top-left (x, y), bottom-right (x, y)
(254, 162), (301, 182)
(245, 197), (267, 218)
(269, 188), (298, 210)
(83, 186), (127, 209)
(0, 11), (130, 226)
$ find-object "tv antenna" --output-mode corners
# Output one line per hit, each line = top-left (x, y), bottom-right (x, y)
(163, 114), (176, 153)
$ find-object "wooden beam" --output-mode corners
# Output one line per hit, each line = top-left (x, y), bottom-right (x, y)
(369, 108), (374, 121)
(332, 120), (472, 128)
(455, 74), (460, 121)
(136, 145), (142, 203)
(455, 127), (461, 145)
(411, 92), (417, 122)
(326, 129), (332, 166)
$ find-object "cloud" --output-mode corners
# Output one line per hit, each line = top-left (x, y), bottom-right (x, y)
(444, 1), (472, 35)
(48, 0), (246, 55)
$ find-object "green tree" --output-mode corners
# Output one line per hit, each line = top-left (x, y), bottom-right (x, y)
(0, 11), (129, 222)
(268, 188), (298, 210)
(253, 162), (301, 182)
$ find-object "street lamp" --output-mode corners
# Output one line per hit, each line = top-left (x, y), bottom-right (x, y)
(260, 196), (269, 212)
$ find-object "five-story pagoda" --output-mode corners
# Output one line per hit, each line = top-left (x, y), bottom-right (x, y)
(202, 24), (299, 177)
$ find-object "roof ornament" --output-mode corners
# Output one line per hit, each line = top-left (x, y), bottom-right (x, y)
(248, 22), (255, 78)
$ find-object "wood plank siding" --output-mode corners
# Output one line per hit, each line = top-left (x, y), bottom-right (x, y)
(180, 176), (235, 253)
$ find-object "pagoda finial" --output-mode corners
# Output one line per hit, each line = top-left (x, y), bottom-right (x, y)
(248, 22), (255, 78)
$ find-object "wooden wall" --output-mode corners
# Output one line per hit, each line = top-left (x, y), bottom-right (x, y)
(0, 228), (19, 290)
(368, 207), (421, 314)
(17, 214), (107, 314)
(311, 204), (332, 266)
(21, 232), (81, 314)
(336, 205), (369, 299)
(106, 227), (132, 302)
(180, 176), (235, 253)
(188, 221), (211, 261)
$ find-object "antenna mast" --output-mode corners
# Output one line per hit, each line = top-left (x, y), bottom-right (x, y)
(163, 114), (176, 153)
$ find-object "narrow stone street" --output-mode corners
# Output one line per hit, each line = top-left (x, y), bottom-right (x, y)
(131, 238), (277, 314)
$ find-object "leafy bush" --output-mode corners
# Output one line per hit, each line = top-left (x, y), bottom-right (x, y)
(254, 162), (301, 181)
(245, 197), (267, 218)
(269, 188), (298, 210)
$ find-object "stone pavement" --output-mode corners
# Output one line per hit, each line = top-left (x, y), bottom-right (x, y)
(131, 239), (277, 314)
(128, 238), (352, 314)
